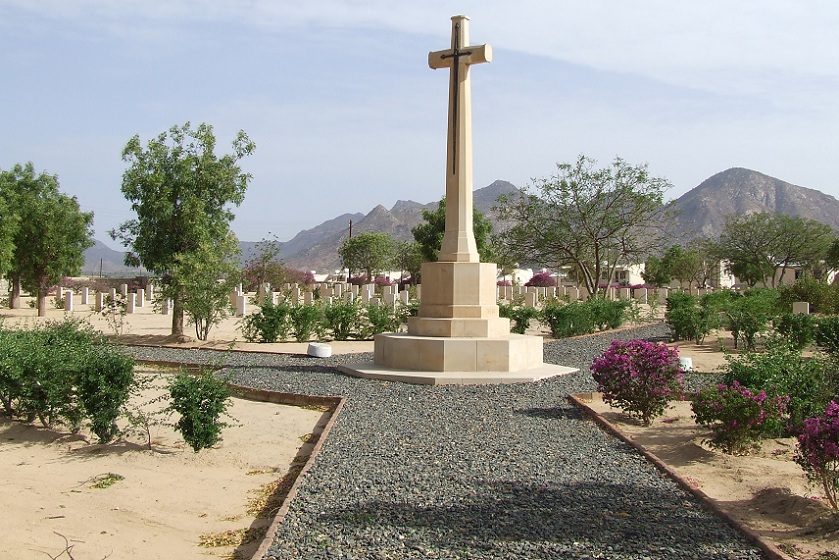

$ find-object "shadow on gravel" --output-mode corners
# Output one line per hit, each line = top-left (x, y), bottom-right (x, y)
(317, 479), (751, 555)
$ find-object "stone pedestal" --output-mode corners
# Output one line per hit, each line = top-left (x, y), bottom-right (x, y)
(369, 260), (552, 379)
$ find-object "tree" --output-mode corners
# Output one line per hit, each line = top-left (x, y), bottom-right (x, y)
(338, 232), (395, 280)
(111, 122), (255, 338)
(393, 240), (424, 282)
(496, 155), (674, 298)
(711, 212), (834, 287)
(0, 163), (93, 315)
(411, 197), (495, 263)
(173, 231), (242, 341)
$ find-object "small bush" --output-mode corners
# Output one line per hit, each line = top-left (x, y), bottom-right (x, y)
(498, 300), (540, 334)
(778, 278), (839, 315)
(542, 301), (595, 338)
(591, 339), (683, 426)
(775, 312), (816, 350)
(692, 382), (789, 454)
(168, 371), (231, 452)
(722, 289), (779, 350)
(241, 299), (291, 343)
(322, 299), (361, 341)
(814, 316), (839, 358)
(76, 347), (136, 444)
(289, 303), (323, 342)
(665, 291), (703, 342)
(363, 302), (405, 336)
(587, 297), (629, 331)
(795, 401), (839, 510)
(724, 339), (838, 431)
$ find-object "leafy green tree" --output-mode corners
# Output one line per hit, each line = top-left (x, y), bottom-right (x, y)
(393, 240), (424, 282)
(0, 164), (93, 316)
(171, 232), (241, 341)
(338, 231), (395, 280)
(412, 197), (495, 263)
(496, 155), (674, 298)
(110, 122), (255, 338)
(712, 212), (834, 287)
(641, 254), (670, 287)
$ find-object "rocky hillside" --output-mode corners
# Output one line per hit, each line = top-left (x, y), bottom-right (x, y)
(671, 168), (839, 240)
(84, 171), (839, 275)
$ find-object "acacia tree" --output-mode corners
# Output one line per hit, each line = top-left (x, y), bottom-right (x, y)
(496, 155), (674, 297)
(411, 198), (495, 263)
(111, 123), (255, 338)
(338, 232), (395, 280)
(0, 163), (93, 315)
(393, 240), (424, 282)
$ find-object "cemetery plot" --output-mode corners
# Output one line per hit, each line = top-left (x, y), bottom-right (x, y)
(0, 368), (327, 560)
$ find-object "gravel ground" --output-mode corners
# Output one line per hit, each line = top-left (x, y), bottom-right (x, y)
(122, 325), (763, 559)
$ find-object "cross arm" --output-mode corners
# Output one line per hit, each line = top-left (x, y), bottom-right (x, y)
(428, 44), (492, 70)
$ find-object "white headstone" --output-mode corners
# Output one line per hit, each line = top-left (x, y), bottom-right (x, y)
(81, 287), (89, 305)
(792, 301), (810, 315)
(126, 293), (136, 314)
(136, 288), (145, 308)
(63, 289), (73, 312)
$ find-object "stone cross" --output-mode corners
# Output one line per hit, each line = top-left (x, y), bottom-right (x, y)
(428, 15), (491, 263)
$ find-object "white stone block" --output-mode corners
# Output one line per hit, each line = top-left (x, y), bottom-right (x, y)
(81, 287), (89, 305)
(792, 301), (810, 315)
(126, 293), (136, 314)
(136, 288), (145, 308)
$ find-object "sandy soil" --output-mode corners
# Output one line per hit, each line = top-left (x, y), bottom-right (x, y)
(579, 394), (839, 558)
(3, 297), (838, 558)
(0, 368), (330, 560)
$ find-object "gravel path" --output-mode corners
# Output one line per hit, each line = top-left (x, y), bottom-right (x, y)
(122, 325), (762, 559)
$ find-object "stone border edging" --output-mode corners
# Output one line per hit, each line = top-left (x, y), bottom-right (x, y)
(134, 358), (346, 560)
(568, 393), (791, 560)
(226, 383), (346, 560)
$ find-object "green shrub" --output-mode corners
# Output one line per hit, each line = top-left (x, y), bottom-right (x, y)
(541, 301), (596, 338)
(724, 339), (838, 431)
(241, 299), (291, 343)
(692, 382), (789, 454)
(322, 299), (362, 341)
(775, 313), (816, 350)
(168, 371), (231, 452)
(363, 302), (406, 336)
(587, 296), (629, 331)
(289, 303), (323, 342)
(665, 291), (715, 343)
(498, 300), (540, 334)
(814, 316), (839, 358)
(777, 278), (839, 315)
(76, 347), (136, 444)
(722, 289), (778, 350)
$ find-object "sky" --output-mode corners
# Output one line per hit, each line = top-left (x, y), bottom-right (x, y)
(1, 1), (838, 245)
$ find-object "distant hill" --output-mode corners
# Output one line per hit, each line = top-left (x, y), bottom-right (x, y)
(671, 168), (839, 240)
(279, 180), (519, 272)
(83, 171), (839, 275)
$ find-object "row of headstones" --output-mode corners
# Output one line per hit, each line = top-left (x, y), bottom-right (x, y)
(497, 285), (679, 308)
(228, 282), (418, 318)
(56, 284), (175, 315)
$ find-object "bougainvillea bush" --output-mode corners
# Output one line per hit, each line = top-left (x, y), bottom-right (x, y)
(591, 339), (683, 426)
(795, 401), (839, 510)
(692, 382), (789, 455)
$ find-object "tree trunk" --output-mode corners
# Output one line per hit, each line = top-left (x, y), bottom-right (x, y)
(9, 277), (20, 309)
(37, 290), (47, 317)
(171, 295), (185, 337)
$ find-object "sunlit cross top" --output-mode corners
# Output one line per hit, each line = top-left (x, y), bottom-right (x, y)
(428, 15), (492, 263)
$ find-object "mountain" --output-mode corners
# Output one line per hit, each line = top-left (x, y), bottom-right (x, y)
(82, 171), (839, 276)
(671, 168), (839, 240)
(82, 239), (145, 276)
(280, 180), (519, 272)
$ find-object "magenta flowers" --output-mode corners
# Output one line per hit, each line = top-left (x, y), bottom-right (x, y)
(591, 339), (683, 426)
